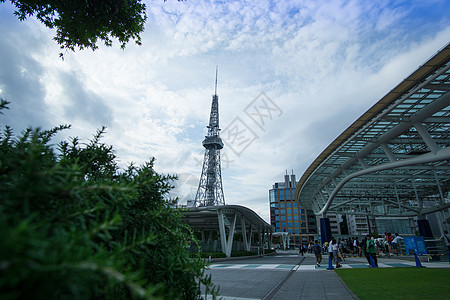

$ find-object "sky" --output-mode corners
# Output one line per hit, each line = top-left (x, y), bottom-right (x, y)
(0, 0), (449, 222)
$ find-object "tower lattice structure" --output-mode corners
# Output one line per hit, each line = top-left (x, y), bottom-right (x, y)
(194, 68), (225, 207)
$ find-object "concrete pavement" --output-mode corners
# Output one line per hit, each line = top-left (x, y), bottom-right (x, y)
(203, 251), (358, 299)
(203, 250), (450, 299)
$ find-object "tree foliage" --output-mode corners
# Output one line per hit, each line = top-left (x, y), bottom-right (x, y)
(2, 0), (147, 54)
(0, 100), (218, 299)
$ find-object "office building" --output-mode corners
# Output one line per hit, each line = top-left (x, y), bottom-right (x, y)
(269, 172), (317, 245)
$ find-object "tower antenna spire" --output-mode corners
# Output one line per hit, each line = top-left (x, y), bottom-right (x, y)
(215, 65), (218, 95)
(194, 67), (225, 207)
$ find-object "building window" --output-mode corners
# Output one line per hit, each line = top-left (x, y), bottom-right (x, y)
(288, 222), (292, 227)
(301, 215), (305, 220)
(280, 209), (285, 214)
(294, 222), (299, 228)
(280, 216), (286, 221)
(280, 203), (285, 208)
(287, 215), (292, 221)
(280, 191), (285, 200)
(293, 209), (298, 214)
(295, 229), (300, 234)
(275, 209), (279, 214)
(288, 229), (293, 233)
(281, 222), (286, 228)
(286, 202), (291, 208)
(269, 190), (278, 202)
(286, 209), (292, 214)
(301, 209), (305, 214)
(293, 202), (298, 208)
(294, 215), (299, 221)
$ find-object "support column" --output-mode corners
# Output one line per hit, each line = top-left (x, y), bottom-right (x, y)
(226, 214), (237, 257)
(217, 210), (227, 255)
(268, 230), (273, 250)
(217, 210), (237, 257)
(259, 227), (263, 253)
(261, 227), (266, 255)
(320, 217), (332, 244)
(247, 225), (253, 252)
(242, 218), (248, 251)
(417, 218), (433, 238)
(418, 217), (439, 261)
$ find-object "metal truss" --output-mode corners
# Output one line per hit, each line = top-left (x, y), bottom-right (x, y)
(295, 44), (450, 218)
(194, 68), (226, 207)
(182, 205), (273, 257)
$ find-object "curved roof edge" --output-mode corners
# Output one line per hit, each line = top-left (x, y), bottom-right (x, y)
(183, 204), (273, 229)
(295, 43), (450, 201)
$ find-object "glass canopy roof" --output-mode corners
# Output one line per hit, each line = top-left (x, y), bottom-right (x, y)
(295, 44), (450, 218)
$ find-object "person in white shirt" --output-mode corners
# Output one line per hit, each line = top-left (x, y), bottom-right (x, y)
(392, 233), (402, 255)
(329, 238), (342, 268)
(440, 230), (450, 252)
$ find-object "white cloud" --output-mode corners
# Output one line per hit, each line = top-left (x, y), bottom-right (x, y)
(0, 0), (449, 222)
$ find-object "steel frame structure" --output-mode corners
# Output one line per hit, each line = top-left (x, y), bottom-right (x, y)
(182, 205), (273, 257)
(295, 44), (450, 218)
(194, 68), (225, 207)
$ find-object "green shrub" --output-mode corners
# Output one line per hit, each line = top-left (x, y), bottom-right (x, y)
(196, 252), (227, 259)
(0, 100), (217, 299)
(230, 251), (258, 257)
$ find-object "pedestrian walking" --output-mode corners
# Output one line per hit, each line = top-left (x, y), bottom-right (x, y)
(299, 244), (305, 256)
(366, 235), (378, 267)
(362, 235), (370, 265)
(440, 230), (450, 252)
(314, 240), (322, 267)
(392, 233), (402, 255)
(353, 237), (359, 255)
(330, 238), (342, 268)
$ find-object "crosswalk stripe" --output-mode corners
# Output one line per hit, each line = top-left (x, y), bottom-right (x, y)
(209, 261), (450, 270)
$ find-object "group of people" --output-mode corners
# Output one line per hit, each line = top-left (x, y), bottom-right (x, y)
(301, 233), (403, 269)
(298, 230), (450, 268)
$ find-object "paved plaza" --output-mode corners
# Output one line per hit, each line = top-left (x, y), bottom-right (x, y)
(203, 250), (450, 300)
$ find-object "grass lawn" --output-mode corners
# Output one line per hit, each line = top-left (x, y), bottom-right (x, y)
(336, 268), (450, 299)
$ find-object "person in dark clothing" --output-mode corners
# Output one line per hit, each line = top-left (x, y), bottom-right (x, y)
(313, 240), (322, 267)
(299, 244), (305, 256)
(366, 234), (378, 267)
(362, 236), (371, 265)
